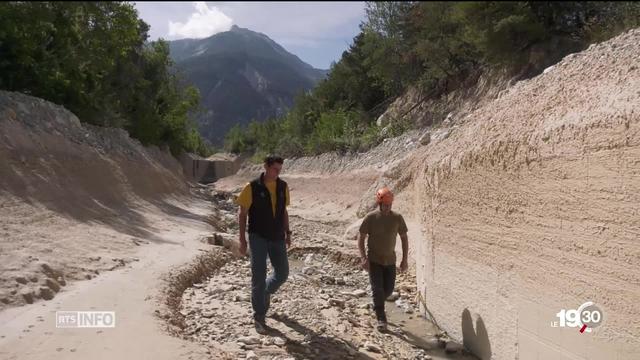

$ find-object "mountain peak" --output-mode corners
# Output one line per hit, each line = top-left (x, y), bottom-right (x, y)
(167, 26), (328, 145)
(169, 26), (327, 76)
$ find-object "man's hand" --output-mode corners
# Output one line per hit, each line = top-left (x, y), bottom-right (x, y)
(238, 206), (248, 256)
(285, 232), (291, 249)
(239, 233), (247, 256)
(360, 257), (369, 272)
(399, 259), (408, 273)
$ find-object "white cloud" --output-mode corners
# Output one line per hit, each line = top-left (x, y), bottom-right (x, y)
(168, 2), (233, 39)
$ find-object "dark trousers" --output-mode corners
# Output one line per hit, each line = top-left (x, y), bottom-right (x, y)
(368, 261), (396, 322)
(249, 233), (289, 322)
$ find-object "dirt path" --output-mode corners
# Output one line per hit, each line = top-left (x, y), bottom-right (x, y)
(170, 189), (478, 360)
(1, 175), (472, 360)
(0, 200), (214, 360)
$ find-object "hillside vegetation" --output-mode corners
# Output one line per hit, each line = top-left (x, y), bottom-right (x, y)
(224, 1), (640, 158)
(0, 2), (210, 156)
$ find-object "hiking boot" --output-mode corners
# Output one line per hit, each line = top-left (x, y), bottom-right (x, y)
(376, 320), (388, 332)
(254, 318), (268, 335)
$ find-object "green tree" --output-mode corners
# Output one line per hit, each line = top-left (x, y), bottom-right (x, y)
(0, 2), (211, 156)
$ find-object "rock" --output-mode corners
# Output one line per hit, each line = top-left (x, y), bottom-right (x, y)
(363, 341), (382, 353)
(245, 350), (258, 360)
(202, 311), (215, 318)
(352, 289), (366, 298)
(20, 289), (35, 304)
(419, 132), (431, 146)
(423, 337), (441, 349)
(29, 276), (39, 283)
(302, 266), (317, 275)
(386, 292), (400, 301)
(329, 299), (345, 308)
(208, 288), (223, 296)
(321, 275), (336, 285)
(234, 294), (250, 302)
(443, 112), (454, 125)
(376, 112), (389, 127)
(304, 253), (315, 264)
(342, 219), (364, 241)
(219, 284), (235, 292)
(45, 278), (61, 293)
(273, 337), (286, 347)
(213, 234), (224, 246)
(40, 263), (61, 278)
(336, 277), (346, 286)
(204, 235), (216, 245)
(397, 283), (416, 292)
(445, 341), (463, 354)
(347, 346), (358, 356)
(238, 336), (261, 345)
(38, 287), (55, 300)
(15, 276), (28, 284)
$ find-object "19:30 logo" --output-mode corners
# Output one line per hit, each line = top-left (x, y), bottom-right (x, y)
(552, 301), (604, 333)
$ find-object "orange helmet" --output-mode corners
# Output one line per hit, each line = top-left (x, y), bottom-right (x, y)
(375, 187), (394, 205)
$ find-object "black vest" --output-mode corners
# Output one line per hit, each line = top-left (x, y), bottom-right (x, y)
(248, 174), (287, 241)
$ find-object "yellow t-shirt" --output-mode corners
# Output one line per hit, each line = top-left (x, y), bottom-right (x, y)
(236, 180), (290, 216)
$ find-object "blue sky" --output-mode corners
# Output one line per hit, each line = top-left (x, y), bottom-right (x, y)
(133, 1), (366, 70)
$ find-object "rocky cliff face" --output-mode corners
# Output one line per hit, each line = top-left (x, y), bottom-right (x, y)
(0, 90), (187, 205)
(398, 28), (640, 359)
(0, 90), (191, 308)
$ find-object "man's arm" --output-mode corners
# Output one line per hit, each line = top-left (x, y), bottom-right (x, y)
(399, 233), (409, 272)
(284, 208), (289, 232)
(284, 208), (291, 247)
(358, 232), (369, 271)
(238, 206), (248, 255)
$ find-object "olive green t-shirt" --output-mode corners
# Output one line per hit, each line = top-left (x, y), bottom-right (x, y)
(359, 210), (408, 266)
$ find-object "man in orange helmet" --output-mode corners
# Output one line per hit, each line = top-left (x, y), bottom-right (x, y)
(358, 187), (409, 332)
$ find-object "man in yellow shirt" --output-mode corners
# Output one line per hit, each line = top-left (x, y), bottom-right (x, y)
(358, 187), (409, 332)
(236, 155), (291, 333)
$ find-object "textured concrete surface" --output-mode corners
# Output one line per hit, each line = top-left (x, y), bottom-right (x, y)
(403, 29), (640, 359)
